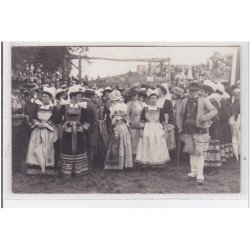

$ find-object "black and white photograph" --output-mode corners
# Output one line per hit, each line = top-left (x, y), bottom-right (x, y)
(2, 1), (250, 250)
(3, 43), (246, 198)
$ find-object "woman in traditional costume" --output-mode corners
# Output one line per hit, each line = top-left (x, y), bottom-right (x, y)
(103, 98), (112, 135)
(105, 90), (133, 170)
(26, 87), (58, 175)
(57, 85), (89, 177)
(88, 89), (107, 169)
(136, 89), (170, 167)
(126, 90), (145, 162)
(138, 88), (148, 105)
(157, 84), (176, 152)
(215, 82), (234, 162)
(200, 80), (222, 174)
(94, 90), (109, 150)
(54, 88), (68, 111)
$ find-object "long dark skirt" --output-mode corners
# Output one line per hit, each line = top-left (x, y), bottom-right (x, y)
(12, 125), (27, 174)
(93, 125), (106, 169)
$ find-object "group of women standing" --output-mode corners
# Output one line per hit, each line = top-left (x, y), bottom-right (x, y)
(200, 80), (238, 175)
(21, 83), (176, 177)
(13, 80), (239, 178)
(25, 85), (91, 176)
(105, 84), (176, 170)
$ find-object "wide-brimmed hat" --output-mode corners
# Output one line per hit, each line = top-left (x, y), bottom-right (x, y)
(171, 86), (184, 97)
(84, 88), (95, 96)
(131, 82), (141, 89)
(68, 85), (84, 96)
(95, 90), (102, 98)
(55, 88), (65, 98)
(233, 86), (240, 94)
(216, 82), (225, 94)
(60, 84), (68, 90)
(157, 84), (168, 95)
(103, 87), (113, 93)
(109, 90), (122, 101)
(188, 82), (200, 91)
(42, 86), (56, 98)
(116, 85), (124, 91)
(203, 79), (217, 92)
(128, 88), (140, 97)
(138, 88), (147, 98)
(231, 84), (240, 93)
(24, 83), (38, 89)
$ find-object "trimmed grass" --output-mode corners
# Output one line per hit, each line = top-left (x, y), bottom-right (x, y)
(12, 162), (240, 194)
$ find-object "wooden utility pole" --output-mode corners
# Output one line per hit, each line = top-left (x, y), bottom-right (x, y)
(79, 58), (82, 79)
(230, 47), (239, 86)
(168, 60), (171, 81)
(64, 54), (171, 81)
(65, 54), (170, 63)
(62, 57), (66, 84)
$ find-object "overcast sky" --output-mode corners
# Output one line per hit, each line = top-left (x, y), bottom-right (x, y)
(71, 46), (237, 79)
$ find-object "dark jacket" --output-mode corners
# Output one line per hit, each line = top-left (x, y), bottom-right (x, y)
(83, 101), (99, 147)
(162, 99), (174, 125)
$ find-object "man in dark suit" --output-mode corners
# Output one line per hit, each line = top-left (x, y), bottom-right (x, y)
(81, 89), (99, 171)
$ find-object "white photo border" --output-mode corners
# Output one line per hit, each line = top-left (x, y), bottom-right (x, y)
(2, 42), (249, 208)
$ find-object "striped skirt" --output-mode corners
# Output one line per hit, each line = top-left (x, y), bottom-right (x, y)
(60, 153), (88, 177)
(220, 143), (234, 162)
(204, 139), (222, 168)
(26, 166), (59, 175)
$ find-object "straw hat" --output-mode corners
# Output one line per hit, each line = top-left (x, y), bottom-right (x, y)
(109, 90), (122, 101)
(171, 86), (184, 97)
(188, 82), (200, 91)
(103, 87), (113, 93)
(68, 85), (83, 96)
(203, 79), (217, 92)
(42, 86), (56, 98)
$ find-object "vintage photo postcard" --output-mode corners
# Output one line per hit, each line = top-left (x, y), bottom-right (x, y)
(1, 42), (248, 207)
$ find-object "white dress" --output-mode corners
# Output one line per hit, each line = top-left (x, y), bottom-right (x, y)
(136, 105), (170, 166)
(26, 105), (58, 173)
(105, 102), (133, 170)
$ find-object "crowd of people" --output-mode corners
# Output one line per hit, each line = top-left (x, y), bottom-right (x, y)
(12, 65), (241, 185)
(168, 52), (233, 85)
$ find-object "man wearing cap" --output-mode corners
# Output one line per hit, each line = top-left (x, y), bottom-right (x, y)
(176, 82), (218, 184)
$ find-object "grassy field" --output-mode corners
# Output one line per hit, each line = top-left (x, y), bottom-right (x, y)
(12, 161), (240, 194)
